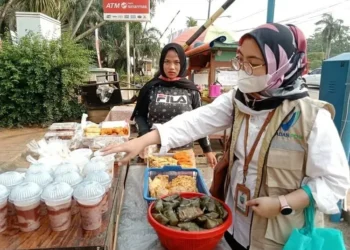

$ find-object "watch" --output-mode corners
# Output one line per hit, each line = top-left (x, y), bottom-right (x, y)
(278, 195), (293, 215)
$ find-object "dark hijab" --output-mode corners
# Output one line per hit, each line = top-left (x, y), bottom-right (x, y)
(131, 43), (198, 120)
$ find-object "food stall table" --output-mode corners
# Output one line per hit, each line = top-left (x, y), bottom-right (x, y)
(117, 164), (231, 250)
(0, 164), (128, 250)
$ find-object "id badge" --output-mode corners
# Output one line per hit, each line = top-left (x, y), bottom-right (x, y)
(235, 183), (251, 217)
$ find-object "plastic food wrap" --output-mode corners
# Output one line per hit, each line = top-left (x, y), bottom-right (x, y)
(48, 123), (78, 131)
(147, 150), (196, 169)
(45, 131), (74, 140)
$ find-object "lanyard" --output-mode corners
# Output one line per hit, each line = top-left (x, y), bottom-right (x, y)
(243, 110), (275, 184)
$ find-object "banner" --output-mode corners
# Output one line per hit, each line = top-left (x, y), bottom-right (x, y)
(103, 0), (150, 22)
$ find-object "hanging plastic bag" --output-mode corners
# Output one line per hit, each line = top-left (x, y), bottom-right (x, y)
(96, 83), (116, 103)
(283, 185), (346, 250)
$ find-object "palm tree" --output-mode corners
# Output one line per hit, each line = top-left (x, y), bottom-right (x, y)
(316, 14), (345, 59)
(186, 17), (198, 27)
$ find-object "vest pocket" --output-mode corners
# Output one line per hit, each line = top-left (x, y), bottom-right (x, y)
(266, 148), (304, 190)
(264, 209), (304, 245)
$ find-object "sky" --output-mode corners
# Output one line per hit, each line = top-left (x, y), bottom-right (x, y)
(149, 0), (350, 45)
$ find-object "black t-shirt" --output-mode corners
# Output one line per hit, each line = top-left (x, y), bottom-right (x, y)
(147, 85), (200, 128)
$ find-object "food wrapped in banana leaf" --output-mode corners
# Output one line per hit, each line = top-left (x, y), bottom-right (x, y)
(152, 213), (169, 225)
(204, 218), (223, 229)
(178, 206), (204, 222)
(151, 195), (229, 231)
(164, 208), (179, 226)
(178, 222), (201, 231)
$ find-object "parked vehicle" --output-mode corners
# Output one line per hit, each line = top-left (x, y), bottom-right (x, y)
(302, 68), (321, 87)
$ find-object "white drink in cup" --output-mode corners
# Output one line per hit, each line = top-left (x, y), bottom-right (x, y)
(55, 171), (83, 215)
(0, 171), (24, 216)
(25, 171), (53, 216)
(42, 182), (73, 231)
(73, 181), (105, 231)
(10, 182), (42, 232)
(85, 171), (112, 214)
(0, 185), (9, 232)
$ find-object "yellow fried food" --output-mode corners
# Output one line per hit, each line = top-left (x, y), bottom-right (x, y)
(148, 156), (178, 168)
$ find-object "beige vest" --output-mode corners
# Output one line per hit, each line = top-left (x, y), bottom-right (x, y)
(224, 97), (335, 250)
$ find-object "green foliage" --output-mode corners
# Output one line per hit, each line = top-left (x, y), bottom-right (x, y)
(0, 33), (92, 127)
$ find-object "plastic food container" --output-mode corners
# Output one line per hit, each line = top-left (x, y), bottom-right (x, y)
(0, 185), (10, 232)
(148, 192), (232, 250)
(54, 162), (79, 177)
(27, 163), (54, 177)
(49, 122), (77, 131)
(91, 155), (115, 178)
(0, 171), (25, 216)
(55, 171), (83, 215)
(25, 171), (53, 188)
(73, 181), (105, 231)
(83, 159), (107, 177)
(9, 182), (43, 232)
(143, 166), (209, 203)
(42, 182), (73, 231)
(85, 171), (112, 214)
(71, 148), (93, 160)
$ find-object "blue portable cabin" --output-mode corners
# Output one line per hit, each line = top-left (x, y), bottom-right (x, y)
(319, 53), (350, 222)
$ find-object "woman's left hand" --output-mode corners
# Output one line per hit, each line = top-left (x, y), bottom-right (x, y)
(246, 197), (281, 218)
(205, 152), (217, 168)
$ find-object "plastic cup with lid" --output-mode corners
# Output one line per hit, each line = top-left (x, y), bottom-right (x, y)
(73, 181), (105, 231)
(91, 154), (115, 178)
(54, 162), (79, 177)
(82, 159), (107, 177)
(70, 148), (93, 160)
(42, 182), (73, 231)
(0, 171), (25, 215)
(0, 185), (9, 232)
(85, 171), (112, 214)
(55, 171), (83, 215)
(25, 171), (54, 216)
(37, 156), (62, 171)
(27, 162), (54, 177)
(9, 182), (43, 232)
(68, 155), (89, 174)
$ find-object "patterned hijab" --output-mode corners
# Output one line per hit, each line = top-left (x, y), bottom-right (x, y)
(235, 23), (309, 112)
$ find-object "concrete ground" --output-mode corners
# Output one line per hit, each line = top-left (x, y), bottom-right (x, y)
(0, 88), (349, 248)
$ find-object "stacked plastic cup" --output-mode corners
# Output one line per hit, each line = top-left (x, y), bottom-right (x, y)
(55, 171), (83, 215)
(54, 162), (79, 177)
(0, 185), (9, 232)
(92, 153), (115, 178)
(85, 171), (112, 214)
(25, 171), (53, 216)
(83, 159), (107, 177)
(73, 181), (105, 231)
(9, 182), (42, 232)
(0, 171), (24, 216)
(27, 162), (54, 177)
(42, 182), (74, 231)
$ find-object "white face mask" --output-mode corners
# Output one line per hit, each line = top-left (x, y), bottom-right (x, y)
(237, 70), (271, 93)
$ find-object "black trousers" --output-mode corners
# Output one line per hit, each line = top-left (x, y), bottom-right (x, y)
(224, 231), (250, 250)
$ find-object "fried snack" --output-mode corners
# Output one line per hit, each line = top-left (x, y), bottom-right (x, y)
(100, 128), (113, 135)
(149, 175), (170, 198)
(149, 175), (197, 198)
(149, 156), (178, 168)
(85, 132), (100, 138)
(169, 176), (197, 193)
(173, 151), (195, 168)
(84, 127), (101, 133)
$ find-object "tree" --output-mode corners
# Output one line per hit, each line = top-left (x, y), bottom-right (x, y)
(315, 14), (346, 59)
(186, 17), (198, 27)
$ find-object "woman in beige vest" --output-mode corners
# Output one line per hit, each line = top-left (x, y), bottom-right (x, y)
(103, 23), (350, 250)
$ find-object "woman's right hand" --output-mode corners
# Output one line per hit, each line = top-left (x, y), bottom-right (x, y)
(101, 130), (161, 165)
(102, 138), (145, 165)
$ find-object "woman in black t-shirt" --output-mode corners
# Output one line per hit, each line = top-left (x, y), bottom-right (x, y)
(131, 43), (217, 167)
